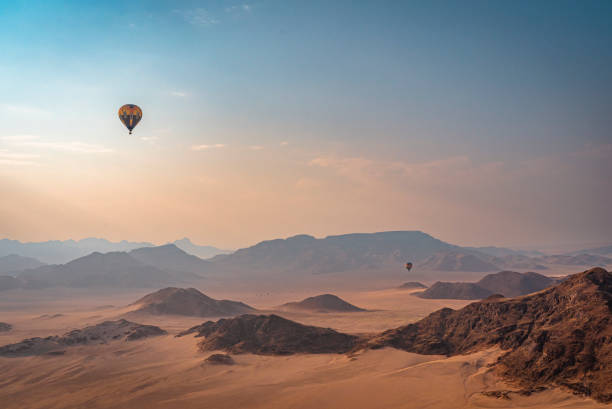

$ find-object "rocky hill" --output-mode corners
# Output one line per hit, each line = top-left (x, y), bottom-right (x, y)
(178, 314), (359, 355)
(129, 287), (255, 317)
(397, 282), (427, 289)
(476, 270), (557, 297)
(417, 271), (556, 299)
(0, 319), (166, 357)
(417, 281), (493, 299)
(367, 268), (612, 402)
(279, 294), (365, 312)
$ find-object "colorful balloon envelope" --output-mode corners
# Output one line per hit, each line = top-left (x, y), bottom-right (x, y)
(118, 104), (142, 134)
(405, 262), (413, 271)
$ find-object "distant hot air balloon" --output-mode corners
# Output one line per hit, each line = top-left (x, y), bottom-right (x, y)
(118, 104), (142, 134)
(405, 262), (413, 271)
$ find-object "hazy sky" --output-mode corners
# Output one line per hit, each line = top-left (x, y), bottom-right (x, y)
(0, 0), (610, 250)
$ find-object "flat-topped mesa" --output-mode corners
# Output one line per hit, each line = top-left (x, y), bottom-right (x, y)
(279, 294), (366, 312)
(367, 268), (612, 402)
(0, 319), (166, 357)
(130, 287), (255, 317)
(178, 314), (360, 355)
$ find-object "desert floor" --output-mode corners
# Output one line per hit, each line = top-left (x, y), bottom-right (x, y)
(0, 284), (608, 409)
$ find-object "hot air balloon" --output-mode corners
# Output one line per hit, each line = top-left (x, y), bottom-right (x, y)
(405, 262), (413, 271)
(118, 104), (142, 134)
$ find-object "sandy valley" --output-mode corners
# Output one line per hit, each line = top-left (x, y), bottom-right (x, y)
(1, 283), (608, 409)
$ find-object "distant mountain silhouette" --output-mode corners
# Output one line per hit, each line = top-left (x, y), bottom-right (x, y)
(0, 254), (46, 274)
(417, 271), (557, 299)
(279, 294), (366, 312)
(207, 231), (458, 275)
(487, 254), (548, 270)
(536, 254), (612, 266)
(417, 250), (550, 272)
(130, 287), (254, 317)
(418, 282), (493, 299)
(0, 275), (24, 291)
(0, 319), (166, 357)
(418, 251), (499, 272)
(17, 251), (201, 289)
(0, 238), (154, 264)
(129, 244), (211, 274)
(178, 314), (359, 355)
(0, 322), (11, 332)
(367, 268), (612, 402)
(464, 246), (544, 257)
(172, 238), (231, 259)
(568, 245), (612, 257)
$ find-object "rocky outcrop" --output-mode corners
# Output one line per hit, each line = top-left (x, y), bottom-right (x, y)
(0, 319), (166, 357)
(279, 294), (365, 312)
(476, 270), (556, 297)
(367, 268), (612, 402)
(397, 282), (427, 289)
(204, 353), (235, 365)
(178, 314), (359, 355)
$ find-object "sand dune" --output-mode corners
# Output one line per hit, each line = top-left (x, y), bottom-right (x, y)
(0, 273), (608, 408)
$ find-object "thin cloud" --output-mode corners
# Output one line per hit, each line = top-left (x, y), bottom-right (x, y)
(0, 150), (40, 166)
(0, 159), (39, 166)
(226, 4), (252, 13)
(1, 104), (51, 118)
(249, 145), (263, 151)
(0, 135), (40, 141)
(19, 141), (113, 153)
(174, 8), (218, 26)
(171, 91), (188, 97)
(140, 136), (159, 142)
(191, 144), (226, 151)
(280, 141), (289, 146)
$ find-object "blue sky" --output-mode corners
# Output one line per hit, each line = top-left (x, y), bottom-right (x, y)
(0, 1), (610, 249)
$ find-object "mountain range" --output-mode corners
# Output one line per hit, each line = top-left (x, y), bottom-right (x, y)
(0, 254), (46, 274)
(0, 238), (228, 264)
(12, 244), (206, 290)
(2, 232), (611, 291)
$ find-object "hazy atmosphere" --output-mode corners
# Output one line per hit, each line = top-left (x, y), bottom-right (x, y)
(2, 2), (612, 409)
(1, 0), (611, 250)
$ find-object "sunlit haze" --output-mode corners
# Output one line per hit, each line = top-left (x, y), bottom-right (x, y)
(1, 1), (610, 249)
